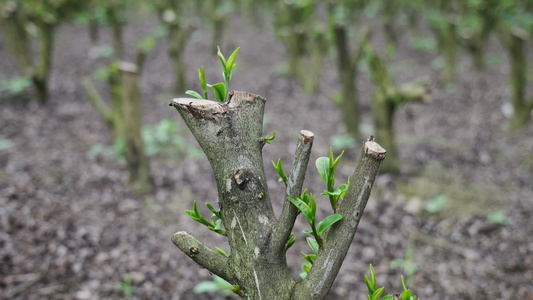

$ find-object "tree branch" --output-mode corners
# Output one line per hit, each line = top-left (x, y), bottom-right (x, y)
(272, 130), (314, 253)
(81, 78), (113, 126)
(293, 139), (386, 299)
(171, 231), (231, 281)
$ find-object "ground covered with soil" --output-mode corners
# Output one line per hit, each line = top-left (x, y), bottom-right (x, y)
(1, 14), (532, 300)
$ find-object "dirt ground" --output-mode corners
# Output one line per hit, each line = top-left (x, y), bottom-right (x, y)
(1, 13), (532, 300)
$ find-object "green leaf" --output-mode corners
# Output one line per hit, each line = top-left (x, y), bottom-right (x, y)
(322, 185), (348, 197)
(185, 201), (212, 227)
(285, 233), (296, 250)
(317, 214), (343, 237)
(198, 66), (207, 99)
(300, 189), (310, 204)
(401, 289), (412, 300)
(272, 158), (287, 182)
(306, 237), (319, 255)
(186, 90), (204, 99)
(216, 247), (229, 258)
(212, 219), (223, 230)
(207, 82), (226, 102)
(289, 196), (313, 222)
(369, 264), (377, 290)
(331, 149), (344, 175)
(299, 272), (307, 280)
(302, 253), (316, 264)
(487, 210), (507, 225)
(316, 156), (329, 183)
(217, 46), (227, 70)
(365, 274), (373, 294)
(194, 281), (221, 294)
(303, 263), (310, 274)
(372, 287), (385, 300)
(340, 178), (350, 199)
(426, 195), (446, 214)
(206, 202), (221, 218)
(264, 131), (276, 144)
(329, 147), (335, 168)
(310, 194), (317, 217)
(401, 275), (408, 291)
(213, 275), (232, 290)
(225, 47), (240, 75)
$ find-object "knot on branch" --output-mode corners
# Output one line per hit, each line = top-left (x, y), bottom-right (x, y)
(234, 169), (249, 190)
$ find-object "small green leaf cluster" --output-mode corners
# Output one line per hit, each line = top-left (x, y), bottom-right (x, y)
(300, 237), (318, 279)
(289, 190), (342, 247)
(280, 148), (347, 278)
(272, 157), (287, 183)
(186, 47), (240, 103)
(365, 264), (419, 300)
(185, 201), (226, 236)
(115, 273), (134, 298)
(366, 264), (388, 300)
(316, 148), (349, 211)
(263, 131), (277, 145)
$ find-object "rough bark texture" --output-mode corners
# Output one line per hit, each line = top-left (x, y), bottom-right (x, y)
(170, 91), (386, 299)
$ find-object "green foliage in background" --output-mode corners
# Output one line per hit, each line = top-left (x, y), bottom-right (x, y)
(390, 245), (420, 286)
(0, 75), (32, 98)
(193, 275), (234, 297)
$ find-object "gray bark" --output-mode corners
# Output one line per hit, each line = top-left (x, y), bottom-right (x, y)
(170, 91), (386, 299)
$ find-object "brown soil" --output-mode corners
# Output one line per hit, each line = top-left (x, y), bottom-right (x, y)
(1, 14), (532, 300)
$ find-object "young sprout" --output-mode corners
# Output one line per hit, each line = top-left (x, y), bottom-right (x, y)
(186, 47), (240, 102)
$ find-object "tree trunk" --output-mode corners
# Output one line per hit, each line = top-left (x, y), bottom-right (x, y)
(169, 91), (386, 299)
(106, 6), (124, 59)
(367, 52), (431, 174)
(33, 21), (55, 104)
(507, 30), (533, 130)
(120, 62), (153, 194)
(168, 24), (193, 93)
(333, 26), (369, 141)
(440, 21), (456, 84)
(1, 10), (33, 75)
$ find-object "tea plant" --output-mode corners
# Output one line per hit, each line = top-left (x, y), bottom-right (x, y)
(390, 245), (420, 286)
(366, 264), (419, 300)
(186, 47), (240, 102)
(171, 47), (386, 299)
(115, 273), (134, 298)
(185, 200), (226, 236)
(288, 148), (347, 278)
